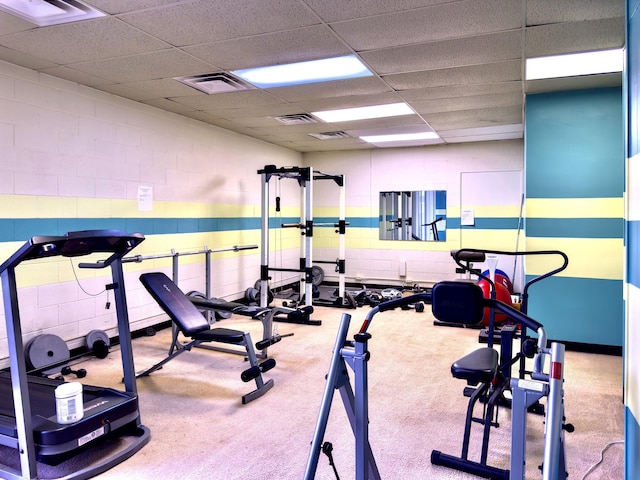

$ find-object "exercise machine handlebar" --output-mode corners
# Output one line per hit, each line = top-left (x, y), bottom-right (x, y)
(451, 248), (568, 291)
(359, 289), (549, 378)
(485, 297), (547, 376)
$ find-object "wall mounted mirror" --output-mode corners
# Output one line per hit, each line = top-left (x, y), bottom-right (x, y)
(379, 190), (446, 241)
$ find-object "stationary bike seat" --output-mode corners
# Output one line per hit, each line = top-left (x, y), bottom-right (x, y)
(451, 347), (498, 385)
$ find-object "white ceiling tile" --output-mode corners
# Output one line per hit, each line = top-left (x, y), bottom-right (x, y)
(361, 31), (522, 75)
(441, 124), (523, 138)
(170, 89), (286, 110)
(301, 0), (450, 23)
(0, 10), (34, 34)
(330, 0), (521, 51)
(0, 46), (57, 70)
(69, 49), (217, 83)
(0, 17), (170, 64)
(84, 0), (182, 15)
(345, 124), (436, 137)
(410, 92), (523, 115)
(442, 131), (523, 143)
(425, 105), (523, 130)
(184, 25), (351, 71)
(526, 0), (625, 25)
(118, 0), (320, 46)
(268, 77), (392, 103)
(290, 92), (405, 113)
(400, 82), (522, 101)
(384, 61), (522, 90)
(38, 66), (113, 87)
(140, 98), (199, 115)
(526, 18), (625, 58)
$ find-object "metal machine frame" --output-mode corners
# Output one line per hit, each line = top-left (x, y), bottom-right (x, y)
(304, 282), (569, 480)
(257, 165), (348, 311)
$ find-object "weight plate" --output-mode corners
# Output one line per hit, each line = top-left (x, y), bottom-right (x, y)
(245, 287), (259, 304)
(86, 329), (110, 358)
(25, 334), (70, 371)
(187, 290), (208, 318)
(208, 298), (233, 320)
(381, 288), (403, 300)
(311, 266), (325, 286)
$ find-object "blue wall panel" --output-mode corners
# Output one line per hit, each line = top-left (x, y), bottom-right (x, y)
(525, 275), (623, 346)
(526, 88), (624, 199)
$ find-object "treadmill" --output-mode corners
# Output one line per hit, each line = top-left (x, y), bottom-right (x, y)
(0, 230), (151, 480)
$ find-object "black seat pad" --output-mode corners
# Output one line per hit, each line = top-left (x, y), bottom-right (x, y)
(189, 297), (271, 319)
(451, 347), (498, 385)
(191, 327), (245, 344)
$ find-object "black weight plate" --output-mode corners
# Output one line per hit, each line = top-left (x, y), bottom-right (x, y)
(311, 266), (325, 286)
(25, 334), (70, 371)
(208, 298), (233, 320)
(86, 329), (110, 358)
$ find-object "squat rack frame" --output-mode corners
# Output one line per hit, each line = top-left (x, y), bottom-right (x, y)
(258, 165), (348, 311)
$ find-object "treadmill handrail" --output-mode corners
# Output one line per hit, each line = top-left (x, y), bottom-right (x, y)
(0, 230), (144, 272)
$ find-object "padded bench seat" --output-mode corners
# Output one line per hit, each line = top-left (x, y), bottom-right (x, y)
(189, 297), (271, 319)
(191, 327), (246, 344)
(451, 347), (498, 385)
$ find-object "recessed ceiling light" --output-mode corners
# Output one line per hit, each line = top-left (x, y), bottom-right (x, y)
(526, 49), (623, 80)
(312, 103), (414, 123)
(231, 55), (372, 88)
(360, 132), (440, 143)
(0, 0), (106, 26)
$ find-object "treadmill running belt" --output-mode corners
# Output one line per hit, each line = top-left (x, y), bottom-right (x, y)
(0, 371), (140, 464)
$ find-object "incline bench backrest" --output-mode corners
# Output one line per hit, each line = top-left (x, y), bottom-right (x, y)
(140, 272), (210, 336)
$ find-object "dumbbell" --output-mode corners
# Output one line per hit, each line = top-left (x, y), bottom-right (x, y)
(61, 365), (87, 378)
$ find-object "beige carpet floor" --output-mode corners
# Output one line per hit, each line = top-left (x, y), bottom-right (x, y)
(26, 303), (624, 479)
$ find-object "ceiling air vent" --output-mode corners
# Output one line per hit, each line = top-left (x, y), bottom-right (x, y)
(309, 131), (350, 140)
(272, 114), (317, 125)
(174, 73), (255, 94)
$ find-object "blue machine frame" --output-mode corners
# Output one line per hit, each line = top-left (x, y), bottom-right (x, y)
(303, 280), (569, 480)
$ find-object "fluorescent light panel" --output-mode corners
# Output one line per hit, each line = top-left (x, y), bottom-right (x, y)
(526, 49), (623, 80)
(231, 55), (372, 88)
(0, 0), (105, 26)
(312, 102), (414, 123)
(360, 132), (440, 143)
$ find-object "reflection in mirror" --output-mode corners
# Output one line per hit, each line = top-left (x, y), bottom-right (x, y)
(379, 190), (446, 241)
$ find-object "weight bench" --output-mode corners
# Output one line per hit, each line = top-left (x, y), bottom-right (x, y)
(137, 272), (275, 404)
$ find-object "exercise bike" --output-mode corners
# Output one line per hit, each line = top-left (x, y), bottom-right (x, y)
(303, 280), (570, 480)
(429, 249), (571, 479)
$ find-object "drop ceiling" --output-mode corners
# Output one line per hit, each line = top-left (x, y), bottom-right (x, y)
(0, 0), (625, 152)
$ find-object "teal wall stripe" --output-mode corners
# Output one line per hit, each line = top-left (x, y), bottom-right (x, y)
(526, 88), (624, 199)
(2, 218), (267, 241)
(0, 215), (536, 242)
(459, 217), (519, 229)
(525, 275), (623, 346)
(526, 218), (624, 238)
